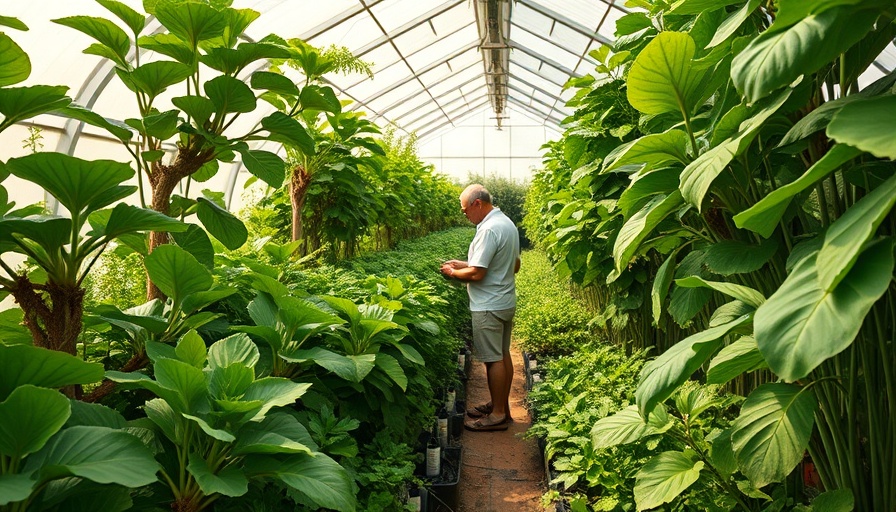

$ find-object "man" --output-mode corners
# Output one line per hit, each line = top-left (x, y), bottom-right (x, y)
(440, 184), (520, 431)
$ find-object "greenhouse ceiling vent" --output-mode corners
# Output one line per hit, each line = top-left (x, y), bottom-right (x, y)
(475, 0), (511, 130)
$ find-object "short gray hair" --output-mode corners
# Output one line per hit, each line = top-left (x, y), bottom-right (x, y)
(462, 184), (492, 204)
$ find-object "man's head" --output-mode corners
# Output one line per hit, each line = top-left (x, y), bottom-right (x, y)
(460, 184), (493, 224)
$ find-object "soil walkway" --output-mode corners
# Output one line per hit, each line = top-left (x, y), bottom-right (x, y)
(457, 345), (546, 511)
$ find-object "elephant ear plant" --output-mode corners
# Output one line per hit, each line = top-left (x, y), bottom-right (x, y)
(0, 153), (186, 395)
(107, 330), (356, 512)
(0, 344), (160, 512)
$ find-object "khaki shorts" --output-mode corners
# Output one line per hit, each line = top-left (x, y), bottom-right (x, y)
(471, 308), (515, 363)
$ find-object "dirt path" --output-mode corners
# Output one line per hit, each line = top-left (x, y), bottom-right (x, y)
(456, 344), (546, 512)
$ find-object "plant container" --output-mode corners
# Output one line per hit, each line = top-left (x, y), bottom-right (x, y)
(424, 446), (462, 512)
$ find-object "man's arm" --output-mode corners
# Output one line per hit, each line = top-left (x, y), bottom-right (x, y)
(514, 257), (521, 274)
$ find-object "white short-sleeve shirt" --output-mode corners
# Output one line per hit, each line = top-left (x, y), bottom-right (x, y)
(467, 208), (520, 311)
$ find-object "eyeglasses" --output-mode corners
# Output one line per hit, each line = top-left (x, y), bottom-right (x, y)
(461, 199), (480, 214)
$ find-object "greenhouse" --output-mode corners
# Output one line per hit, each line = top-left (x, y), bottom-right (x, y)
(1, 0), (895, 511)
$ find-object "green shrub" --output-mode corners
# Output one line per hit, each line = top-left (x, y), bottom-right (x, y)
(515, 250), (594, 356)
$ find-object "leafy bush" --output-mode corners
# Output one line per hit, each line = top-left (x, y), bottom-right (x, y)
(515, 250), (594, 356)
(526, 342), (653, 510)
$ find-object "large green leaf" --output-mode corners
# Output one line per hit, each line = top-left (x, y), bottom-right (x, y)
(627, 31), (705, 117)
(52, 16), (130, 68)
(66, 400), (127, 429)
(0, 385), (71, 458)
(374, 352), (407, 391)
(137, 33), (196, 65)
(827, 94), (896, 160)
(0, 216), (72, 258)
(242, 378), (312, 420)
(208, 333), (259, 370)
(261, 112), (315, 155)
(233, 413), (314, 455)
(755, 239), (894, 381)
(97, 203), (186, 240)
(196, 197), (248, 250)
(613, 191), (683, 273)
(0, 33), (30, 87)
(703, 239), (779, 275)
(236, 148), (285, 188)
(143, 398), (179, 443)
(636, 314), (750, 417)
(5, 153), (133, 216)
(54, 104), (133, 142)
(183, 414), (235, 442)
(289, 347), (376, 382)
(680, 86), (791, 210)
(187, 452), (247, 497)
(246, 454), (356, 512)
(176, 330), (207, 369)
(0, 345), (104, 400)
(200, 42), (290, 75)
(603, 130), (690, 173)
(208, 363), (254, 400)
(145, 244), (213, 305)
(707, 0), (761, 47)
(591, 404), (673, 449)
(706, 336), (768, 384)
(0, 85), (71, 132)
(634, 451), (704, 511)
(117, 61), (192, 100)
(205, 75), (256, 114)
(299, 84), (341, 113)
(817, 173), (896, 290)
(809, 490), (854, 512)
(25, 426), (160, 487)
(0, 473), (35, 506)
(97, 0), (146, 35)
(172, 224), (215, 269)
(733, 144), (862, 237)
(153, 358), (209, 414)
(675, 276), (765, 308)
(250, 71), (299, 97)
(618, 167), (681, 217)
(652, 249), (678, 324)
(731, 6), (879, 102)
(154, 1), (226, 48)
(731, 383), (816, 487)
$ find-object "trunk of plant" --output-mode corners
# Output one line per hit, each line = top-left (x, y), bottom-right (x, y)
(12, 276), (85, 398)
(290, 164), (311, 253)
(82, 351), (149, 403)
(146, 148), (211, 301)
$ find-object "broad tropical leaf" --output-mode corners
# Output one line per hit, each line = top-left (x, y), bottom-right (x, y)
(374, 352), (407, 391)
(176, 330), (207, 369)
(603, 130), (690, 173)
(97, 203), (186, 239)
(261, 111), (315, 155)
(0, 33), (30, 87)
(755, 239), (894, 381)
(636, 314), (750, 417)
(187, 453), (248, 496)
(5, 153), (133, 216)
(242, 378), (311, 420)
(51, 16), (130, 67)
(591, 404), (673, 449)
(24, 426), (160, 487)
(246, 454), (356, 512)
(0, 345), (103, 400)
(706, 336), (768, 384)
(731, 6), (879, 102)
(731, 383), (816, 487)
(675, 276), (765, 308)
(627, 31), (706, 117)
(634, 451), (704, 511)
(236, 147), (285, 188)
(703, 239), (779, 275)
(207, 332), (259, 370)
(153, 358), (209, 414)
(827, 94), (896, 160)
(118, 61), (193, 100)
(153, 1), (226, 47)
(205, 75), (256, 114)
(817, 173), (896, 290)
(0, 385), (70, 458)
(614, 191), (683, 272)
(233, 413), (314, 455)
(97, 0), (146, 35)
(196, 197), (248, 250)
(0, 85), (70, 131)
(0, 473), (35, 506)
(145, 244), (213, 305)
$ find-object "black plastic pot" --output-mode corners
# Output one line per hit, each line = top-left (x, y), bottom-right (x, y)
(424, 446), (462, 512)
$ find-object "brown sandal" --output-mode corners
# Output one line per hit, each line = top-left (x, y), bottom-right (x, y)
(466, 403), (493, 418)
(465, 415), (509, 431)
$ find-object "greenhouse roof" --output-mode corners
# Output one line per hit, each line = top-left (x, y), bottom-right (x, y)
(11, 0), (627, 144)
